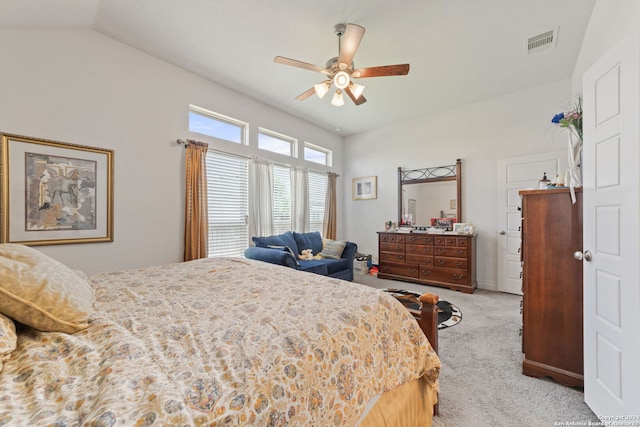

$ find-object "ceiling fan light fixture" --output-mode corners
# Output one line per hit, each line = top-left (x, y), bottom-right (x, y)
(333, 71), (350, 90)
(331, 89), (345, 107)
(314, 81), (331, 99)
(350, 82), (365, 99)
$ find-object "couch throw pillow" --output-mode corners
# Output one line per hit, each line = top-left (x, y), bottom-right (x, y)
(253, 231), (299, 255)
(293, 231), (323, 256)
(319, 239), (348, 259)
(0, 243), (95, 334)
(267, 245), (300, 267)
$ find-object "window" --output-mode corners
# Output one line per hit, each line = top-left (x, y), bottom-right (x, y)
(189, 105), (247, 144)
(272, 165), (292, 234)
(206, 151), (249, 257)
(258, 128), (296, 157)
(308, 172), (328, 234)
(304, 142), (332, 166)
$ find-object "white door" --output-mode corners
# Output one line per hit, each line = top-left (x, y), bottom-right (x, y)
(582, 26), (640, 416)
(497, 152), (566, 294)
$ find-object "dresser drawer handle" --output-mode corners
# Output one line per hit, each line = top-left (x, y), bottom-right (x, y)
(396, 255), (403, 260)
(437, 259), (446, 265)
(455, 250), (464, 255)
(381, 265), (390, 271)
(422, 270), (431, 275)
(453, 274), (464, 280)
(408, 269), (417, 274)
(455, 261), (463, 267)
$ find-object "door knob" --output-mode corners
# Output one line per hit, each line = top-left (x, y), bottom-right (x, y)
(574, 250), (593, 262)
(499, 230), (506, 235)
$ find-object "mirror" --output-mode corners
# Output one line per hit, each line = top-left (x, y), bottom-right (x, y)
(397, 159), (462, 229)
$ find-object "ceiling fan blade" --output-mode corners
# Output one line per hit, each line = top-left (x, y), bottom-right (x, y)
(352, 64), (410, 78)
(344, 86), (367, 106)
(295, 87), (316, 100)
(274, 56), (330, 74)
(337, 23), (365, 69)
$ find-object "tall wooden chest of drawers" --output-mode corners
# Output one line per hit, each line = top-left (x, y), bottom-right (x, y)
(520, 188), (583, 387)
(378, 232), (477, 293)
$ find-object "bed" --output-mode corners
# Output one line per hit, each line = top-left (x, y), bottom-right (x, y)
(0, 244), (440, 426)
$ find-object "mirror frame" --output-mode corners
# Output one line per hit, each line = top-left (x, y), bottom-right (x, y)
(397, 159), (462, 227)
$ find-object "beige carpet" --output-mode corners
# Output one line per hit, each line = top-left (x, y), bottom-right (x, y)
(354, 271), (599, 427)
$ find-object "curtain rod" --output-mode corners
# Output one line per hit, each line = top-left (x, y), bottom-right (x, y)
(176, 138), (207, 147)
(176, 139), (338, 177)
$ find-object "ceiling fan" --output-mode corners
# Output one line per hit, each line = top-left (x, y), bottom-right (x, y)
(274, 23), (410, 107)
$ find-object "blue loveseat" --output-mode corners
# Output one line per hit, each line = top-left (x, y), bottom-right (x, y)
(244, 231), (357, 281)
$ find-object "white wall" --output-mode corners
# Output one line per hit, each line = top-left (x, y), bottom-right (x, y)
(343, 78), (573, 290)
(572, 0), (640, 90)
(0, 29), (344, 274)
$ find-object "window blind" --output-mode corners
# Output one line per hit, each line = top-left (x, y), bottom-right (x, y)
(205, 151), (249, 257)
(308, 172), (327, 235)
(272, 165), (292, 234)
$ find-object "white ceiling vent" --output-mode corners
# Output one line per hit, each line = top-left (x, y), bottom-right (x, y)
(527, 28), (558, 54)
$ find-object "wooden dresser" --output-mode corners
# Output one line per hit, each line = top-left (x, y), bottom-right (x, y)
(378, 232), (476, 293)
(520, 188), (583, 387)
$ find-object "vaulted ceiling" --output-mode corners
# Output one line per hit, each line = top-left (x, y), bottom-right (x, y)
(0, 0), (595, 135)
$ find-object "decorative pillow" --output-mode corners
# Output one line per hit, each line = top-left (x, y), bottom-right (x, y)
(253, 231), (299, 255)
(319, 239), (348, 259)
(267, 245), (300, 267)
(0, 313), (17, 374)
(293, 231), (323, 255)
(0, 244), (95, 334)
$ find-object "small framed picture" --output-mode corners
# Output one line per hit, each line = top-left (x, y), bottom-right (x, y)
(454, 222), (475, 234)
(431, 217), (454, 230)
(352, 176), (377, 200)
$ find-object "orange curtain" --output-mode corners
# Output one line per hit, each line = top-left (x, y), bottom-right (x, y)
(323, 172), (338, 240)
(184, 140), (209, 261)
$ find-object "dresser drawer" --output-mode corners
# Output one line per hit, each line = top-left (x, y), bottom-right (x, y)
(434, 237), (446, 246)
(405, 254), (433, 265)
(380, 252), (406, 263)
(380, 262), (420, 278)
(455, 237), (469, 247)
(434, 247), (468, 258)
(405, 235), (434, 245)
(386, 234), (406, 244)
(420, 266), (469, 284)
(380, 242), (404, 252)
(406, 244), (433, 255)
(434, 257), (467, 269)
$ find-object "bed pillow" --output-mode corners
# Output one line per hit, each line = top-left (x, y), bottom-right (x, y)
(319, 239), (348, 259)
(0, 244), (95, 334)
(0, 313), (17, 374)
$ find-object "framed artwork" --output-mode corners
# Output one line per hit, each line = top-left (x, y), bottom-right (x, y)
(453, 223), (465, 233)
(0, 133), (114, 246)
(431, 217), (456, 230)
(453, 222), (476, 234)
(352, 176), (377, 200)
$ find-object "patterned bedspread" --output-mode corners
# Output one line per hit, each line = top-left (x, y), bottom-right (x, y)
(0, 257), (440, 426)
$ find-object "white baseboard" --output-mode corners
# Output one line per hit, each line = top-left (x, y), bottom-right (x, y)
(477, 280), (498, 291)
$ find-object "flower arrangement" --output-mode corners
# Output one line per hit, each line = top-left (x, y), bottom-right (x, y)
(551, 94), (583, 202)
(551, 95), (583, 141)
